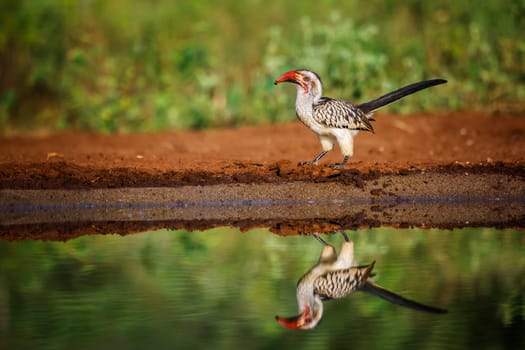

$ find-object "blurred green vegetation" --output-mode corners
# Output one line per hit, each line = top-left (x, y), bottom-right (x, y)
(0, 227), (524, 349)
(0, 0), (524, 133)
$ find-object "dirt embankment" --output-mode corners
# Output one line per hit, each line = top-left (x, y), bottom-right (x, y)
(1, 112), (524, 240)
(0, 112), (524, 189)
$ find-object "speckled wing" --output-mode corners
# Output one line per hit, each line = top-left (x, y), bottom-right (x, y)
(313, 263), (375, 300)
(313, 97), (375, 133)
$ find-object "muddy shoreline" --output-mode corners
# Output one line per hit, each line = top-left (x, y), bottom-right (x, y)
(2, 171), (524, 240)
(0, 159), (522, 189)
(1, 112), (524, 239)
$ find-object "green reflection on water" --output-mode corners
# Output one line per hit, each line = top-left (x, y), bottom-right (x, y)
(0, 227), (524, 350)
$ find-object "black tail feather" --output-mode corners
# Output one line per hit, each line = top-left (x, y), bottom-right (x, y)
(362, 281), (448, 314)
(357, 79), (447, 114)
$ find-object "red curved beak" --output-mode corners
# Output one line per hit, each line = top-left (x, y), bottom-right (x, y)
(274, 70), (308, 93)
(275, 305), (311, 330)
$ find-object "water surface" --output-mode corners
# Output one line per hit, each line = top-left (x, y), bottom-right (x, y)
(1, 227), (523, 349)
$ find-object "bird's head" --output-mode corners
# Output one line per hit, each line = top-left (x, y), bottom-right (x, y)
(275, 305), (312, 330)
(274, 69), (323, 100)
(275, 295), (324, 330)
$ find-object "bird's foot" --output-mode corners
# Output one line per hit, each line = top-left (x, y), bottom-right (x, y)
(329, 163), (346, 169)
(298, 160), (317, 166)
(329, 155), (350, 169)
(298, 151), (328, 166)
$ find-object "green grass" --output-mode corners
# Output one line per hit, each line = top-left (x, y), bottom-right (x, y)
(0, 0), (524, 133)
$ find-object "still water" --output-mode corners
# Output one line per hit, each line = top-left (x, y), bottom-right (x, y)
(1, 227), (524, 349)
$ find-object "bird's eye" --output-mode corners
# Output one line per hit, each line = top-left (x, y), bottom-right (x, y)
(303, 76), (311, 82)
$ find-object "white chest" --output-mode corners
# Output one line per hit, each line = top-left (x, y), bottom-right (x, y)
(295, 90), (322, 132)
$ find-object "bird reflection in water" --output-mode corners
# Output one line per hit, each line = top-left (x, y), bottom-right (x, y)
(276, 231), (447, 330)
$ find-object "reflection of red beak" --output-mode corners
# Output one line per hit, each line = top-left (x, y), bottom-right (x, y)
(274, 70), (308, 93)
(275, 305), (311, 330)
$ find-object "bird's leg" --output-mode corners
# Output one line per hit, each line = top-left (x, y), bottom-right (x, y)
(313, 233), (328, 246)
(330, 156), (349, 169)
(339, 230), (350, 242)
(330, 133), (353, 169)
(298, 151), (328, 166)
